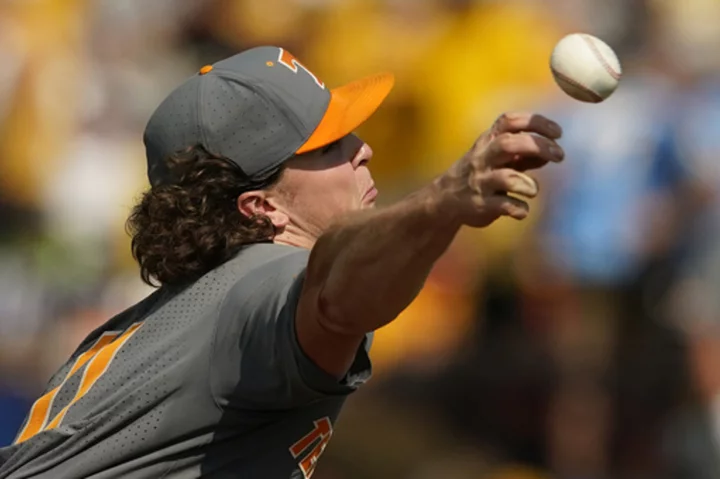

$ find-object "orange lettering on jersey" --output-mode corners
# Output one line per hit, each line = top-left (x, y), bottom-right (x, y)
(298, 435), (331, 478)
(277, 48), (325, 89)
(46, 322), (144, 430)
(290, 417), (333, 478)
(14, 332), (120, 444)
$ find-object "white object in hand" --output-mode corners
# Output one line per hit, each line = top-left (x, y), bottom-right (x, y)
(550, 33), (622, 103)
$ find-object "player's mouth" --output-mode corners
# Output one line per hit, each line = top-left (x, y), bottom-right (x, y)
(362, 184), (378, 203)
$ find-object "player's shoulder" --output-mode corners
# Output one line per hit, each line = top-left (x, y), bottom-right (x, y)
(221, 243), (309, 281)
(216, 243), (309, 306)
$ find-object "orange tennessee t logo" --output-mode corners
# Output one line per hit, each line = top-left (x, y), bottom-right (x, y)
(277, 48), (326, 89)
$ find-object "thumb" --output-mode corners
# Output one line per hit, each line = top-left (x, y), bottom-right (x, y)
(483, 193), (531, 221)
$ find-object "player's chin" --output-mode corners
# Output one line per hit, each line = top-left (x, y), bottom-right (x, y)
(360, 199), (377, 209)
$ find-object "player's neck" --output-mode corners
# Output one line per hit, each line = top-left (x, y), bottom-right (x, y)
(273, 225), (317, 250)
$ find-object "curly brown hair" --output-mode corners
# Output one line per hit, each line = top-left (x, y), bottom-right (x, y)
(126, 146), (284, 287)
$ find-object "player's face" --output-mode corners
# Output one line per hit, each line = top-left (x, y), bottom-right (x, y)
(273, 134), (376, 237)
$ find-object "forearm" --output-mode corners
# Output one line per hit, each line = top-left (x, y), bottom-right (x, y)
(305, 181), (460, 335)
(296, 112), (562, 377)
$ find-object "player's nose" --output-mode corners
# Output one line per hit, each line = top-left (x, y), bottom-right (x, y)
(351, 138), (373, 168)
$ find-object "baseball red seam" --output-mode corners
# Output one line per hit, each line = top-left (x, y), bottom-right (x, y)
(581, 34), (621, 80)
(552, 69), (603, 102)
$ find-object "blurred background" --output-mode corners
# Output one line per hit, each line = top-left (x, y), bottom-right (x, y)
(1, 0), (720, 477)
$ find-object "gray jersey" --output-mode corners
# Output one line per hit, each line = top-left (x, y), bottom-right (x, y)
(0, 244), (372, 479)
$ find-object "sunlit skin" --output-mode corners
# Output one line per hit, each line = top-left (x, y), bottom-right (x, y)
(238, 134), (377, 249)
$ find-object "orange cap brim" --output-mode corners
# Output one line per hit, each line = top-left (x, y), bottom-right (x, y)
(295, 72), (395, 154)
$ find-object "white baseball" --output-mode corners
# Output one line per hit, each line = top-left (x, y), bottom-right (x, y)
(550, 33), (622, 103)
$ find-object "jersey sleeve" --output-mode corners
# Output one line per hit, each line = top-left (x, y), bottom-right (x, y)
(211, 249), (372, 410)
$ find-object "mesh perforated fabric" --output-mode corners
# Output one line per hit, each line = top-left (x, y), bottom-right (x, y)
(0, 244), (372, 479)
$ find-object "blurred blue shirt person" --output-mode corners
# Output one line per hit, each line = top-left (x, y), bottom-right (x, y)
(0, 388), (33, 447)
(537, 75), (688, 287)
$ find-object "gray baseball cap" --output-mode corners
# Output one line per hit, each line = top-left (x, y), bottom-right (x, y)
(143, 46), (394, 185)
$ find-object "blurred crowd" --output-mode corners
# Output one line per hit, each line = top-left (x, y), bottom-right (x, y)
(1, 0), (720, 478)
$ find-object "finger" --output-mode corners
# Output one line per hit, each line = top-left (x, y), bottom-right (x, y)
(493, 112), (563, 140)
(484, 194), (530, 220)
(512, 156), (551, 172)
(480, 169), (539, 199)
(487, 132), (564, 168)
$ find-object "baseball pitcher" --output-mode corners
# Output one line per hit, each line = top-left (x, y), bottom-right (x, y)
(0, 46), (564, 478)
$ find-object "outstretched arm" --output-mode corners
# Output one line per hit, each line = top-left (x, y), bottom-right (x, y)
(296, 112), (564, 378)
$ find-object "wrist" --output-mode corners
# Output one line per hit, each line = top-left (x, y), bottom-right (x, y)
(425, 177), (462, 230)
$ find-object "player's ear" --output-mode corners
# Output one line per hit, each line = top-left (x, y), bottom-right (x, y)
(237, 191), (289, 229)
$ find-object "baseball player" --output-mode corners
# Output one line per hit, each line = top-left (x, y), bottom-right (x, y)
(0, 46), (563, 478)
